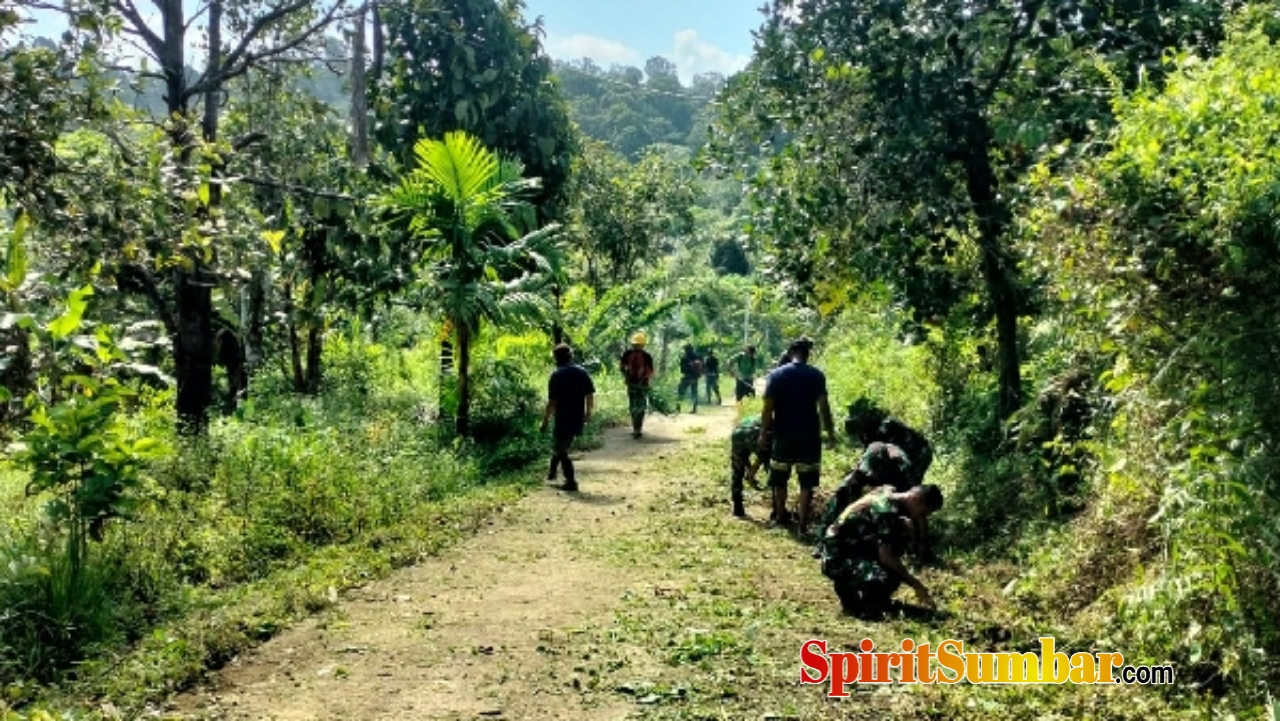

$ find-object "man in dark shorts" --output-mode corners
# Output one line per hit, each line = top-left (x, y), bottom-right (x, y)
(704, 349), (721, 405)
(619, 332), (655, 438)
(759, 337), (837, 536)
(729, 413), (770, 517)
(541, 343), (595, 492)
(845, 397), (934, 486)
(819, 484), (943, 615)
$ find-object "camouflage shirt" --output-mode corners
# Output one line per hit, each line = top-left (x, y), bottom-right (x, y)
(820, 489), (907, 584)
(731, 414), (763, 457)
(871, 418), (932, 482)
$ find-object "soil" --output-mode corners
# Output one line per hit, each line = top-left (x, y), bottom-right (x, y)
(164, 404), (739, 721)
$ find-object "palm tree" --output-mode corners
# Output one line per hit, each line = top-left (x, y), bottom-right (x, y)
(374, 131), (561, 436)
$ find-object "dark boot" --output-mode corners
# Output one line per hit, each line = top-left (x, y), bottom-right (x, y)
(561, 458), (578, 492)
(547, 455), (561, 481)
(732, 494), (745, 517)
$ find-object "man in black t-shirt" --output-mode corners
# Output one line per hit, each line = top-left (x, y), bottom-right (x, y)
(541, 343), (596, 492)
(760, 337), (837, 536)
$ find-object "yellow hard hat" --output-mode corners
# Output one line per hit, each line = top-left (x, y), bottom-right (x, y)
(631, 331), (647, 346)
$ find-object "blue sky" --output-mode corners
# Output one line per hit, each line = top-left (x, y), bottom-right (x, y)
(521, 0), (762, 83)
(19, 0), (763, 84)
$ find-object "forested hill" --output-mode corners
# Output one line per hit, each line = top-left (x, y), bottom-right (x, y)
(550, 57), (724, 156)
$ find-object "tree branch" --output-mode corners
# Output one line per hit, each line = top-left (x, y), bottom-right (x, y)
(978, 2), (1040, 105)
(116, 263), (178, 336)
(231, 131), (267, 151)
(110, 0), (165, 58)
(185, 0), (351, 100)
(183, 1), (212, 31)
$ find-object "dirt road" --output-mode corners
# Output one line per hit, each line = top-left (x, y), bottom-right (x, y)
(166, 404), (745, 720)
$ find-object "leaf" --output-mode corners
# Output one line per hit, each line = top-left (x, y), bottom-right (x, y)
(198, 183), (210, 206)
(47, 285), (94, 341)
(6, 213), (29, 290)
(261, 230), (285, 254)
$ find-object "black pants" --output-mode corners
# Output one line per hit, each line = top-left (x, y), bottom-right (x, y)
(548, 433), (576, 482)
(734, 377), (755, 401)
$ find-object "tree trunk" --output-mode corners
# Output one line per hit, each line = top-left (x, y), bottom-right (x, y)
(175, 270), (214, 434)
(350, 3), (370, 168)
(305, 326), (323, 394)
(243, 269), (266, 380)
(371, 0), (384, 79)
(456, 322), (471, 437)
(963, 114), (1022, 420)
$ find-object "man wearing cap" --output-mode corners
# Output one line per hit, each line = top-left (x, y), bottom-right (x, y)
(619, 332), (656, 439)
(727, 345), (761, 403)
(541, 343), (595, 492)
(759, 337), (837, 536)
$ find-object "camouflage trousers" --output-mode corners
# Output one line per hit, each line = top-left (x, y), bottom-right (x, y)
(822, 552), (901, 611)
(627, 384), (649, 432)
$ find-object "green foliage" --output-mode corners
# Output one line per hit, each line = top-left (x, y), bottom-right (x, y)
(1017, 22), (1280, 698)
(374, 130), (563, 435)
(551, 58), (723, 157)
(562, 140), (702, 290)
(372, 0), (578, 219)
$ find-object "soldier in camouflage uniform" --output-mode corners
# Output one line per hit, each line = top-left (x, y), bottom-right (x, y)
(729, 414), (770, 517)
(820, 442), (914, 534)
(819, 484), (943, 614)
(844, 397), (933, 486)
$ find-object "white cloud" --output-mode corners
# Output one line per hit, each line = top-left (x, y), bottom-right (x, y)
(543, 33), (642, 66)
(671, 30), (750, 84)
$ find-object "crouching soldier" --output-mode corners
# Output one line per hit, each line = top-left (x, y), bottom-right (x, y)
(729, 414), (770, 517)
(844, 397), (934, 486)
(819, 484), (944, 615)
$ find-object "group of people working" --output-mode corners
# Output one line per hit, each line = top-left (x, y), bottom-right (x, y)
(538, 332), (943, 615)
(729, 338), (944, 616)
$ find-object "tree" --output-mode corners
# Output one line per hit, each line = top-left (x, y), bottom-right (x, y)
(373, 131), (561, 436)
(718, 0), (1237, 419)
(372, 0), (577, 220)
(14, 0), (354, 432)
(563, 139), (701, 291)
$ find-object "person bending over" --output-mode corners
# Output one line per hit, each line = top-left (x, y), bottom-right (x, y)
(819, 484), (944, 615)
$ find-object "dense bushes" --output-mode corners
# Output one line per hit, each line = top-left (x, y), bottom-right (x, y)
(1014, 24), (1280, 697)
(0, 325), (628, 704)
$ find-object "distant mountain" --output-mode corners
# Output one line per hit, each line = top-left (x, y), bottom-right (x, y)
(550, 57), (724, 157)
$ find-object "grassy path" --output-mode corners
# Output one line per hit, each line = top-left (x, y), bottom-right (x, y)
(162, 402), (1181, 720)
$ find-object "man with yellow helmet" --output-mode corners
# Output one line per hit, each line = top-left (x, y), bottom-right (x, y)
(619, 331), (655, 438)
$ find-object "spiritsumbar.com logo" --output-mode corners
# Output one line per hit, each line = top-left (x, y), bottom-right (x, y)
(800, 637), (1175, 695)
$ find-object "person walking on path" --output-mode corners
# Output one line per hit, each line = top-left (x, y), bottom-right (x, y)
(729, 413), (769, 517)
(540, 343), (596, 492)
(728, 346), (761, 403)
(703, 349), (722, 405)
(759, 337), (837, 536)
(677, 344), (703, 413)
(619, 332), (655, 439)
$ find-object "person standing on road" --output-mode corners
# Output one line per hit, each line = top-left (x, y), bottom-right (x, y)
(759, 337), (837, 536)
(703, 349), (722, 405)
(727, 345), (761, 403)
(619, 332), (656, 439)
(677, 344), (702, 413)
(540, 343), (595, 492)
